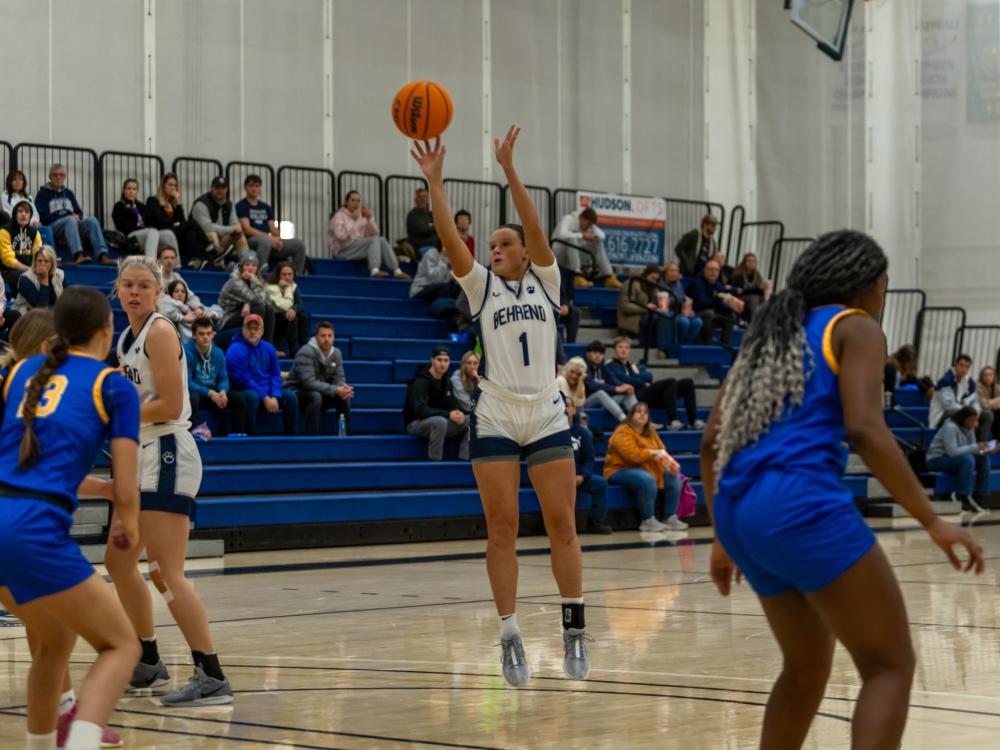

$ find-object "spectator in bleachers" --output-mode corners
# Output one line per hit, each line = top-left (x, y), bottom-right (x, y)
(568, 402), (611, 534)
(35, 163), (113, 264)
(558, 264), (581, 347)
(403, 346), (470, 461)
(712, 251), (736, 287)
(660, 261), (703, 346)
(0, 281), (17, 341)
(617, 263), (681, 358)
(976, 367), (1000, 442)
(883, 344), (934, 399)
(146, 173), (218, 268)
(185, 316), (249, 435)
(13, 245), (62, 313)
(455, 209), (475, 255)
(674, 213), (718, 277)
(236, 174), (307, 274)
(926, 406), (995, 512)
(287, 320), (354, 436)
(686, 259), (740, 346)
(583, 340), (635, 422)
(155, 246), (221, 328)
(405, 188), (439, 256)
(553, 207), (620, 289)
(556, 356), (588, 410)
(603, 402), (687, 532)
(731, 252), (771, 322)
(0, 200), (41, 286)
(2, 170), (54, 249)
(608, 337), (703, 431)
(929, 354), (980, 428)
(193, 176), (248, 262)
(219, 251), (275, 341)
(225, 313), (299, 435)
(329, 190), (411, 280)
(410, 243), (460, 303)
(159, 280), (197, 343)
(451, 351), (480, 412)
(112, 178), (173, 260)
(265, 262), (309, 356)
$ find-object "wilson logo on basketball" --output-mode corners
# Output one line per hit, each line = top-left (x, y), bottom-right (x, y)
(408, 96), (423, 135)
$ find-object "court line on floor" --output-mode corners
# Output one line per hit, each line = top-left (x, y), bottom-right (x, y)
(0, 709), (352, 750)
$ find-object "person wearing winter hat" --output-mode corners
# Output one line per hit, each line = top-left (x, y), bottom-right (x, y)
(217, 251), (274, 341)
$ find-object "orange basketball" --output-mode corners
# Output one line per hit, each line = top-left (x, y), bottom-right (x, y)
(391, 80), (453, 140)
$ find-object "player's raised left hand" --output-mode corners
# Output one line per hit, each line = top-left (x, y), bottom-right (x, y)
(494, 125), (521, 171)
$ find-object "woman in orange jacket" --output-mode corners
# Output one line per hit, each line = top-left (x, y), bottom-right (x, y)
(604, 402), (688, 532)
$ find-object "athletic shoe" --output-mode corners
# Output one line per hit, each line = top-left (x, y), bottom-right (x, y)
(638, 517), (668, 532)
(159, 667), (234, 707)
(650, 421), (664, 431)
(499, 636), (531, 687)
(668, 420), (685, 431)
(56, 705), (123, 748)
(573, 276), (593, 288)
(963, 495), (988, 514)
(562, 628), (593, 679)
(664, 514), (689, 531)
(603, 275), (623, 289)
(692, 419), (707, 430)
(130, 659), (170, 690)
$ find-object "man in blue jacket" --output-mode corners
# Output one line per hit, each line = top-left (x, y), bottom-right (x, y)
(583, 340), (636, 422)
(35, 163), (112, 264)
(225, 314), (299, 435)
(684, 259), (738, 345)
(569, 403), (611, 534)
(186, 317), (249, 435)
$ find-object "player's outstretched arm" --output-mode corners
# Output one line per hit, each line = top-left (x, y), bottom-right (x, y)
(494, 125), (554, 268)
(838, 314), (984, 574)
(410, 138), (474, 279)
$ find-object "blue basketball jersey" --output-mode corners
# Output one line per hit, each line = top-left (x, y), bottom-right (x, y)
(717, 306), (866, 498)
(0, 351), (140, 510)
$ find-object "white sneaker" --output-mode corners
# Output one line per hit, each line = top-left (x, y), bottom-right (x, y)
(692, 420), (707, 430)
(638, 517), (668, 532)
(664, 514), (689, 531)
(668, 420), (685, 431)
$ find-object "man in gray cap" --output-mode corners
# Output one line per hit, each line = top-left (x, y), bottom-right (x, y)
(193, 176), (249, 262)
(403, 345), (470, 460)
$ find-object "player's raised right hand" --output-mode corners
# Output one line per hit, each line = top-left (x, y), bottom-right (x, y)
(928, 518), (985, 574)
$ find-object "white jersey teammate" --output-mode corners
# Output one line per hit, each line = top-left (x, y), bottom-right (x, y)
(412, 126), (590, 687)
(105, 255), (233, 707)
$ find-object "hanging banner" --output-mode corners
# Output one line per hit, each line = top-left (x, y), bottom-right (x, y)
(575, 191), (667, 267)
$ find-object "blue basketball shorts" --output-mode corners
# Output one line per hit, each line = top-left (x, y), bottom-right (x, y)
(0, 500), (94, 605)
(713, 471), (876, 597)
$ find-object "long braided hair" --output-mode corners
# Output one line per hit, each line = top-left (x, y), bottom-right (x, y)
(712, 230), (888, 480)
(18, 286), (112, 469)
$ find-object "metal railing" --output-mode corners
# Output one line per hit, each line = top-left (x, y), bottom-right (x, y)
(731, 220), (785, 278)
(725, 204), (746, 257)
(769, 236), (814, 292)
(99, 151), (165, 229)
(444, 178), (502, 266)
(276, 166), (335, 259)
(502, 184), (553, 236)
(915, 306), (967, 381)
(171, 157), (223, 212)
(384, 174), (428, 244)
(0, 141), (13, 193)
(880, 290), (926, 356)
(952, 325), (1000, 375)
(226, 161), (275, 206)
(15, 143), (100, 216)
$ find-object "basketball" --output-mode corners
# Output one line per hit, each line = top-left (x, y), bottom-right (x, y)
(391, 80), (453, 140)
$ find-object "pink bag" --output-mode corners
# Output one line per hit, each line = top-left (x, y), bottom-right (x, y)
(677, 473), (697, 518)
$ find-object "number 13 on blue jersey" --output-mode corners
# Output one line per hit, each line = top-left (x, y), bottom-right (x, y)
(16, 375), (69, 419)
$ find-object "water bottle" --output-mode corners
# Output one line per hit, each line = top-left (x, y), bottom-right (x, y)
(338, 413), (347, 436)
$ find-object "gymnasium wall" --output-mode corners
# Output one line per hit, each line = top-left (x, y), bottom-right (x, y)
(0, 0), (704, 199)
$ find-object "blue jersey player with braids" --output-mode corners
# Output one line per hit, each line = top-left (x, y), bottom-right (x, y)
(0, 286), (142, 750)
(700, 231), (985, 749)
(412, 128), (589, 687)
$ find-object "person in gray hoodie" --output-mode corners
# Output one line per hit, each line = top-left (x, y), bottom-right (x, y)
(286, 320), (354, 435)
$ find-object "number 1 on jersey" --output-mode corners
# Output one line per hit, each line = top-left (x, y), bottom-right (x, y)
(518, 331), (530, 367)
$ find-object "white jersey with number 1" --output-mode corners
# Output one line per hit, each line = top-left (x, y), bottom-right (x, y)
(456, 261), (561, 397)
